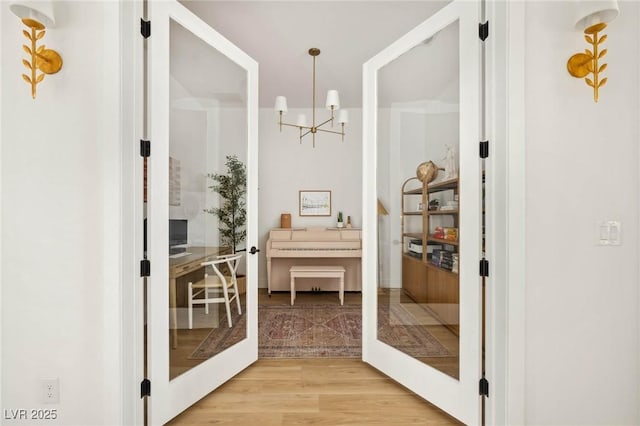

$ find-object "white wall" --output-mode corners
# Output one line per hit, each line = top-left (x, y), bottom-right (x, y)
(1, 2), (124, 425)
(376, 107), (393, 287)
(524, 2), (639, 424)
(169, 76), (209, 241)
(168, 75), (248, 250)
(257, 108), (362, 287)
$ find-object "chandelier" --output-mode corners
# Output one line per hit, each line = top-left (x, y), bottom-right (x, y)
(274, 48), (348, 147)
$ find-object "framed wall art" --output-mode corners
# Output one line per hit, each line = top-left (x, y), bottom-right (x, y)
(299, 190), (331, 216)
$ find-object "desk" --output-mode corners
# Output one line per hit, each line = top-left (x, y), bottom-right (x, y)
(169, 246), (230, 348)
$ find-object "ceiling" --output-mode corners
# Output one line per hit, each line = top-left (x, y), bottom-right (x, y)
(178, 1), (453, 108)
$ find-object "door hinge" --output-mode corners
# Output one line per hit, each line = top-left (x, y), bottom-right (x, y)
(140, 259), (151, 277)
(140, 139), (151, 158)
(480, 259), (489, 277)
(480, 140), (489, 159)
(141, 19), (151, 39)
(479, 21), (489, 41)
(479, 377), (489, 397)
(141, 378), (151, 398)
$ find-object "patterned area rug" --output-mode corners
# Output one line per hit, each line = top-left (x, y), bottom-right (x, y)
(259, 304), (361, 358)
(189, 303), (451, 360)
(188, 304), (246, 360)
(377, 303), (452, 358)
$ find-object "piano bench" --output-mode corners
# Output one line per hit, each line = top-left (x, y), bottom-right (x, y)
(289, 265), (346, 306)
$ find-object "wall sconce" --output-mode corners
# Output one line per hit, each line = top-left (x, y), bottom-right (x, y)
(10, 1), (63, 99)
(567, 0), (618, 103)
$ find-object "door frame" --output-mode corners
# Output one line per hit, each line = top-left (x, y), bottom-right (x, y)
(113, 1), (527, 424)
(121, 0), (145, 425)
(485, 0), (526, 424)
(483, 1), (526, 425)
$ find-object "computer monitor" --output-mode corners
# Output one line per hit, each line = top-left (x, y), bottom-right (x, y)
(169, 219), (187, 251)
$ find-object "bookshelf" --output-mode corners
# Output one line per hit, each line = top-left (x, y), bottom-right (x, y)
(400, 176), (460, 335)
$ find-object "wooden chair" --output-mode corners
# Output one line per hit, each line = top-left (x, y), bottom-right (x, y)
(187, 253), (243, 329)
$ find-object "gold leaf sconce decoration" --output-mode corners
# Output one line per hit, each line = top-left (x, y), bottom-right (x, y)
(19, 18), (63, 99)
(567, 0), (619, 103)
(567, 22), (609, 103)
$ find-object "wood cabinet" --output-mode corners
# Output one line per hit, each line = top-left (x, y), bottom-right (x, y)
(402, 254), (428, 302)
(401, 176), (459, 335)
(426, 264), (460, 335)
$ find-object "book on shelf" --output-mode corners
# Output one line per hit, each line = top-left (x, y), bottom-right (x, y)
(408, 239), (423, 256)
(431, 249), (456, 271)
(432, 227), (458, 242)
(426, 244), (443, 255)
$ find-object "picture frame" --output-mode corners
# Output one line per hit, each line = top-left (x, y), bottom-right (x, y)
(299, 190), (332, 216)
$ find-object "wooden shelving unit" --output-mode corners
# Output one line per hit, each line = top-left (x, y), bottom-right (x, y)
(427, 237), (459, 246)
(400, 175), (460, 336)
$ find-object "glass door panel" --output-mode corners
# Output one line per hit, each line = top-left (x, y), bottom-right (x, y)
(168, 17), (248, 380)
(362, 1), (481, 424)
(148, 2), (258, 424)
(377, 19), (460, 379)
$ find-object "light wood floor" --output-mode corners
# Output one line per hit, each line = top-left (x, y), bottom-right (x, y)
(166, 289), (461, 425)
(167, 358), (461, 425)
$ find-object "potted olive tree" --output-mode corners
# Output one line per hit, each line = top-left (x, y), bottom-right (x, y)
(205, 155), (247, 293)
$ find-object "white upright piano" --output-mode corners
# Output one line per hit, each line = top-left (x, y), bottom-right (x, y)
(266, 227), (362, 293)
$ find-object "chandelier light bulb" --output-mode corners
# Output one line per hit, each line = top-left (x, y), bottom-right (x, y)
(337, 109), (349, 124)
(296, 114), (308, 127)
(325, 90), (340, 110)
(274, 96), (288, 113)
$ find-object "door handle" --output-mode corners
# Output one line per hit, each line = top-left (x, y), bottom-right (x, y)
(249, 246), (260, 255)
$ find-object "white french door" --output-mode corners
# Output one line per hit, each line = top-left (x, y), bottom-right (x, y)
(362, 1), (482, 424)
(146, 1), (258, 424)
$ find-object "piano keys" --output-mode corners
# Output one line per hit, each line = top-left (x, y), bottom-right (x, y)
(266, 227), (362, 293)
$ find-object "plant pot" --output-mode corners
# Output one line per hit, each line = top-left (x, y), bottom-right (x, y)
(337, 222), (344, 228)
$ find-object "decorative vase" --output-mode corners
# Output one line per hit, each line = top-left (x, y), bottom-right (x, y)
(280, 213), (291, 229)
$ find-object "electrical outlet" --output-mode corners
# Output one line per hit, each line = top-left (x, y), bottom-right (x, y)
(41, 378), (59, 404)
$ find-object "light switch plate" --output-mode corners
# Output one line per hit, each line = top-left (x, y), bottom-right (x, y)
(597, 221), (621, 246)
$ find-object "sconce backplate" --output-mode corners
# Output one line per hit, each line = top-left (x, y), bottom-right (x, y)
(37, 49), (63, 74)
(567, 53), (592, 78)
